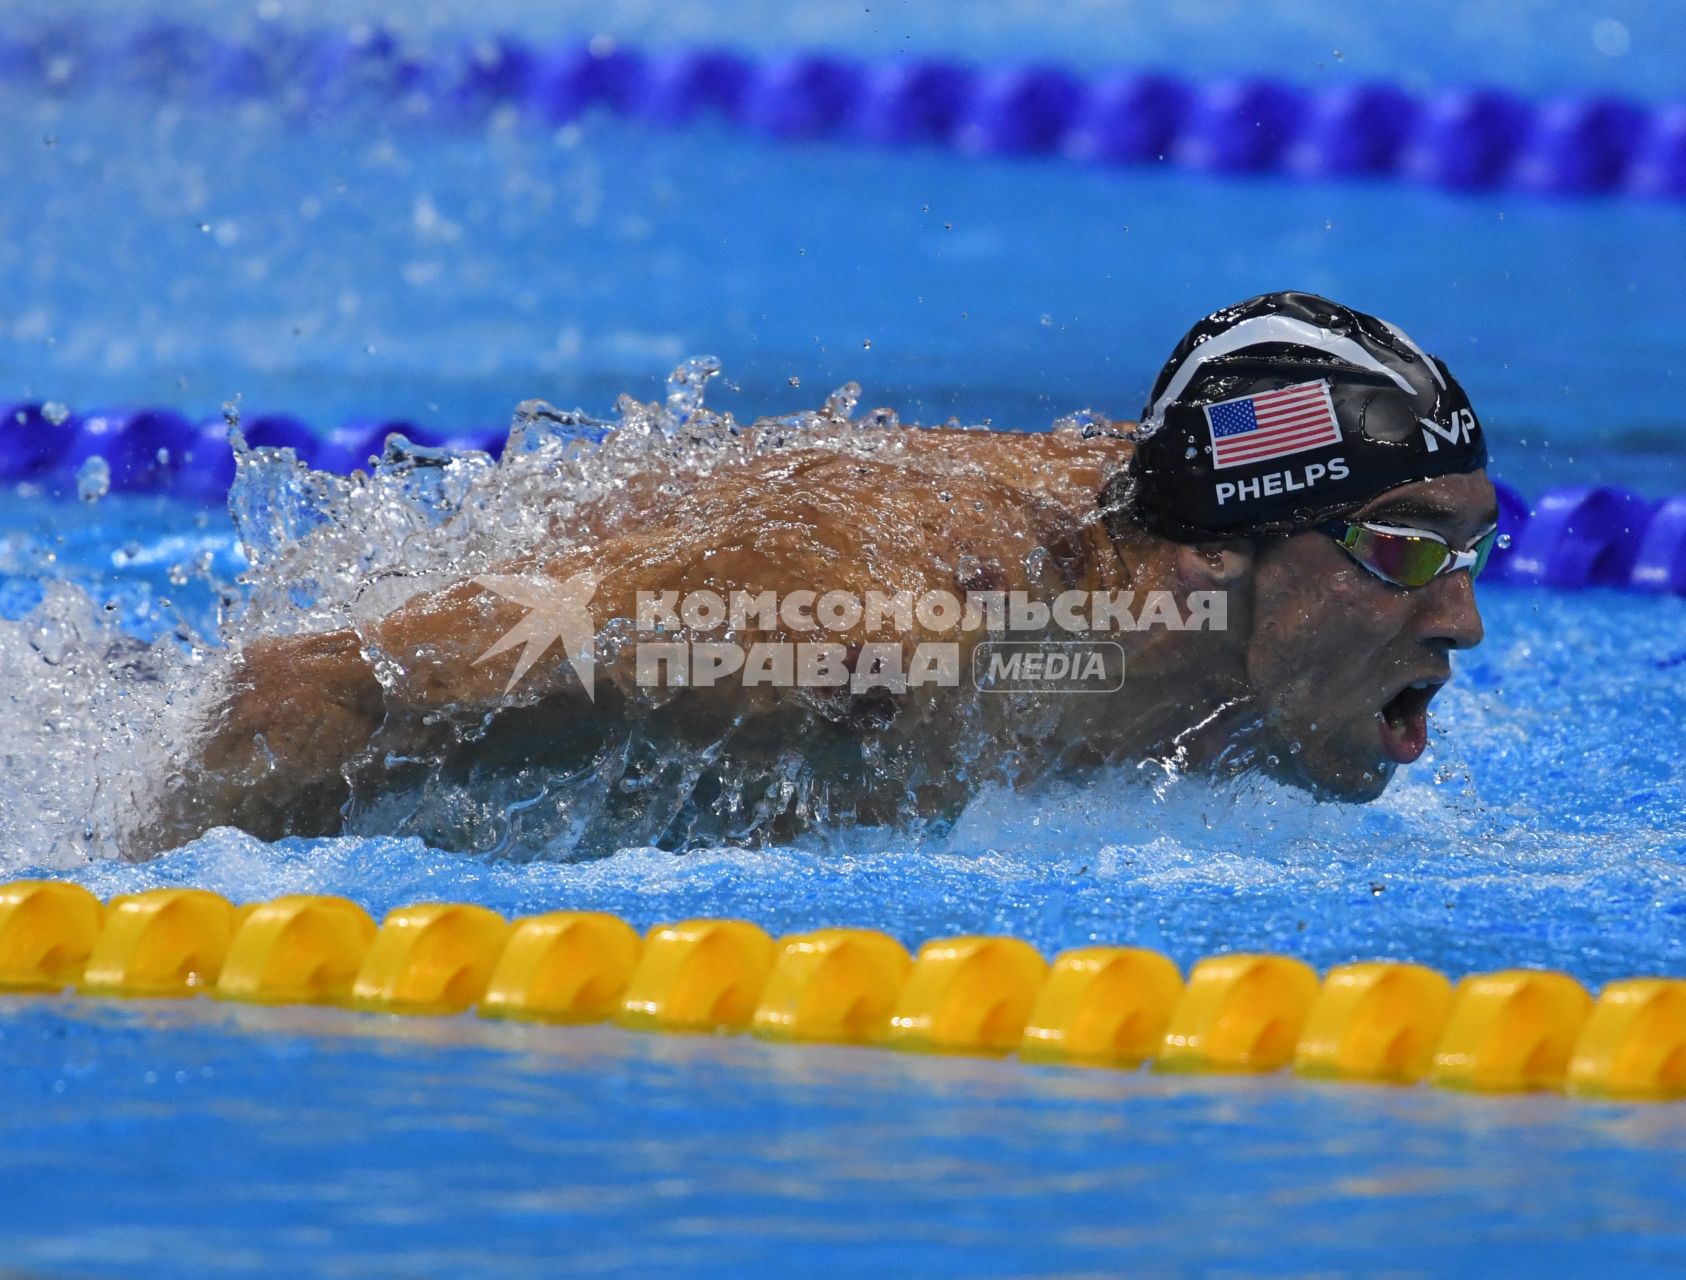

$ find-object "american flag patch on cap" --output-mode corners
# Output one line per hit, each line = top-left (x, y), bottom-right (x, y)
(1204, 380), (1342, 470)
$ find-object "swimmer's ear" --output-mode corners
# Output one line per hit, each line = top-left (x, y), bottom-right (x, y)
(1172, 540), (1254, 589)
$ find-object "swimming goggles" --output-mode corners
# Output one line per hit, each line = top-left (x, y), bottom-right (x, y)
(1318, 519), (1505, 589)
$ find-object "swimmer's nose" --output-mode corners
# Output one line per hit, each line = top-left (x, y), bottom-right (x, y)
(1416, 567), (1485, 651)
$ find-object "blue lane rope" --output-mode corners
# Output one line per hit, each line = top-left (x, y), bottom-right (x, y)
(4, 23), (1685, 198)
(3, 401), (1683, 594)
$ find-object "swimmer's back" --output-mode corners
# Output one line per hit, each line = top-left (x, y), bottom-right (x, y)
(575, 423), (1133, 546)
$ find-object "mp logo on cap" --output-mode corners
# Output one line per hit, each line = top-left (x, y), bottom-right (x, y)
(1421, 408), (1477, 453)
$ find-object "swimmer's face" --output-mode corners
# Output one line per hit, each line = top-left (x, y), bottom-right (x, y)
(1242, 471), (1496, 799)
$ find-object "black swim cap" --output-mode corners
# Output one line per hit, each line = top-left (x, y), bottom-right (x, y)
(1125, 291), (1488, 543)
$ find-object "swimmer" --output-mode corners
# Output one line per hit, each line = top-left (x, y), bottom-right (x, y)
(136, 291), (1497, 855)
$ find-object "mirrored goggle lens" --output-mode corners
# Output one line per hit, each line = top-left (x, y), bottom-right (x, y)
(1343, 527), (1455, 587)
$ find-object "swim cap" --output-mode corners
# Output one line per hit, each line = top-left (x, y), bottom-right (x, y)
(1124, 291), (1488, 543)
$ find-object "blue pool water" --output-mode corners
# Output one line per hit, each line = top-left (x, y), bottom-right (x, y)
(3, 1), (1686, 1275)
(3, 995), (1684, 1277)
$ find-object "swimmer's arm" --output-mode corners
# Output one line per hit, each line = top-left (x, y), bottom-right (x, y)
(131, 627), (387, 853)
(133, 577), (557, 853)
(148, 484), (969, 848)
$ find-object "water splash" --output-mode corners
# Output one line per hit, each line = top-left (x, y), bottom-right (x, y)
(0, 361), (1129, 862)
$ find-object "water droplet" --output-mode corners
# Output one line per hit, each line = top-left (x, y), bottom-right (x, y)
(787, 376), (801, 388)
(41, 401), (70, 426)
(861, 338), (872, 350)
(1039, 314), (1053, 327)
(666, 356), (722, 422)
(1369, 882), (1385, 896)
(1591, 17), (1631, 57)
(1184, 445), (1197, 459)
(824, 382), (861, 418)
(76, 456), (109, 503)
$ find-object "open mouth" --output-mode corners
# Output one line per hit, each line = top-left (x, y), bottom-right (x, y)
(1377, 679), (1445, 765)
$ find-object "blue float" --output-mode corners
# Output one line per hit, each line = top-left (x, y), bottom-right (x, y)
(1402, 88), (1535, 190)
(1503, 486), (1653, 588)
(1626, 105), (1686, 199)
(175, 419), (241, 498)
(956, 66), (1085, 157)
(1064, 73), (1189, 165)
(1286, 82), (1419, 177)
(1484, 478), (1532, 583)
(1514, 97), (1647, 195)
(1628, 496), (1686, 593)
(528, 41), (647, 123)
(60, 409), (192, 492)
(636, 48), (753, 125)
(1174, 79), (1307, 173)
(856, 60), (975, 146)
(0, 404), (78, 479)
(245, 414), (322, 462)
(743, 54), (860, 140)
(440, 36), (535, 119)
